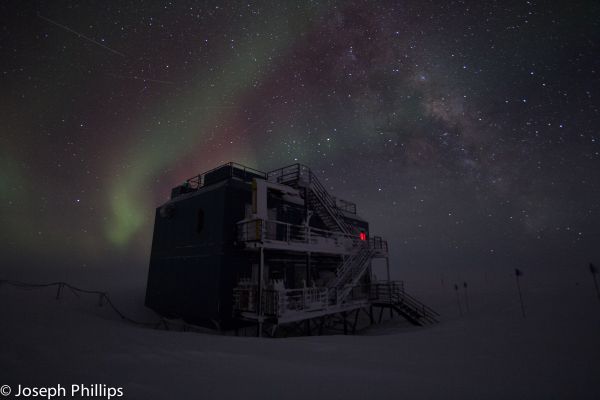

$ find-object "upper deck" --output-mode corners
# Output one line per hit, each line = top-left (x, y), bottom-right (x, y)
(171, 162), (358, 215)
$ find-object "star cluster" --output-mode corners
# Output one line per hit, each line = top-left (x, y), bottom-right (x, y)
(1, 1), (599, 283)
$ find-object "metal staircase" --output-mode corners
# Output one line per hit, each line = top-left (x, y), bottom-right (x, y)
(267, 164), (377, 308)
(232, 163), (440, 331)
(329, 245), (374, 304)
(268, 164), (356, 234)
(370, 282), (439, 326)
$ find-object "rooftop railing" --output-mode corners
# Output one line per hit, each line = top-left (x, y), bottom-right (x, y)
(185, 162), (267, 190)
(267, 163), (358, 215)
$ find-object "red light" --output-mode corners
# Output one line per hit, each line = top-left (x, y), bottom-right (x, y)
(359, 232), (367, 241)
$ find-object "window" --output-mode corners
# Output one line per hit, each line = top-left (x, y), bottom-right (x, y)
(359, 231), (367, 241)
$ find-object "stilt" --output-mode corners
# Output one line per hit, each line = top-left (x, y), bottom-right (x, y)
(293, 321), (304, 336)
(369, 305), (374, 325)
(257, 246), (265, 337)
(318, 316), (325, 335)
(343, 311), (348, 335)
(352, 309), (360, 334)
(386, 257), (392, 319)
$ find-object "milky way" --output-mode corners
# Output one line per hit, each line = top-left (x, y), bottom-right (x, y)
(1, 1), (599, 285)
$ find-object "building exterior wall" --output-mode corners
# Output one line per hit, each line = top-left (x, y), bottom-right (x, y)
(145, 167), (372, 329)
(145, 183), (228, 325)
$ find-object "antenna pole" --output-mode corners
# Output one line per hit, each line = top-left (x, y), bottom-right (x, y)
(463, 282), (470, 312)
(454, 284), (462, 316)
(515, 269), (526, 318)
(590, 263), (600, 303)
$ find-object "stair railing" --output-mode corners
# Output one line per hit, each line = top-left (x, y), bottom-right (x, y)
(334, 248), (375, 303)
(268, 164), (357, 235)
(328, 244), (375, 304)
(305, 168), (355, 234)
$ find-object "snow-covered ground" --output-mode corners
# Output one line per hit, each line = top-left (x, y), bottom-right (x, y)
(1, 277), (599, 399)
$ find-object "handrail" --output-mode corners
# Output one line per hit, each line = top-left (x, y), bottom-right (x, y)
(369, 281), (438, 319)
(332, 196), (357, 214)
(235, 285), (329, 317)
(234, 276), (439, 324)
(267, 164), (356, 234)
(332, 247), (375, 303)
(236, 217), (383, 306)
(401, 291), (440, 317)
(333, 244), (368, 282)
(371, 282), (439, 322)
(237, 218), (365, 246)
(307, 169), (351, 232)
(236, 219), (388, 255)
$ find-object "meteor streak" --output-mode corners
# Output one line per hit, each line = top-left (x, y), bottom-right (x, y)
(37, 13), (126, 57)
(107, 73), (175, 85)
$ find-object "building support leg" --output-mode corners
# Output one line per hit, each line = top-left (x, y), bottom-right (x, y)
(343, 311), (348, 335)
(352, 309), (360, 334)
(257, 247), (264, 338)
(306, 252), (311, 285)
(386, 257), (393, 318)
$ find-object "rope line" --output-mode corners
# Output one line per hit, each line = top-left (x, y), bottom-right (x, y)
(0, 279), (171, 330)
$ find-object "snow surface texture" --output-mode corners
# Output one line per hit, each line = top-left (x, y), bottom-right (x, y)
(1, 278), (599, 399)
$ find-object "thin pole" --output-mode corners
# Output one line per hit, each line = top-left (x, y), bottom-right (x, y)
(515, 272), (526, 318)
(454, 284), (462, 316)
(463, 282), (470, 312)
(589, 264), (600, 303)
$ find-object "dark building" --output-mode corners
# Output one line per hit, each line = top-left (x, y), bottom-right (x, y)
(145, 163), (437, 335)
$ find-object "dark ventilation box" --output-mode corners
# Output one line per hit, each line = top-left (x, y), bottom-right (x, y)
(204, 164), (264, 186)
(170, 184), (194, 199)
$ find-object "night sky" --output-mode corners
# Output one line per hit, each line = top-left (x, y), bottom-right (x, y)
(1, 1), (599, 286)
